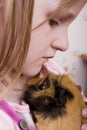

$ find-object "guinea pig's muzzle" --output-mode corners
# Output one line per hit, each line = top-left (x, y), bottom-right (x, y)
(54, 80), (74, 108)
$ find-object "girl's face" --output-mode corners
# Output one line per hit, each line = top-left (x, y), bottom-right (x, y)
(23, 0), (86, 77)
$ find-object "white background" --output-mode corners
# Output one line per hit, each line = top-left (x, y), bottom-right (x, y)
(54, 4), (87, 96)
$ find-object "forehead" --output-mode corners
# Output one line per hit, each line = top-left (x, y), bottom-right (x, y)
(34, 0), (61, 11)
(34, 0), (84, 15)
(32, 0), (61, 28)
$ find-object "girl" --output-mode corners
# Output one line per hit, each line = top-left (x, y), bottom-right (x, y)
(0, 0), (87, 130)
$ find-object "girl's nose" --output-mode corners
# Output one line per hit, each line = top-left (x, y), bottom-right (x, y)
(51, 26), (69, 51)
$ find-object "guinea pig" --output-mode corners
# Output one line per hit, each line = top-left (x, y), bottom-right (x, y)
(23, 73), (87, 130)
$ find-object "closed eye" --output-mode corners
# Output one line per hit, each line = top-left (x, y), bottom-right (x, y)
(49, 19), (59, 26)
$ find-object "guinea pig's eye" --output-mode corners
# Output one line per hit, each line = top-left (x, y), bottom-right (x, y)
(38, 84), (46, 90)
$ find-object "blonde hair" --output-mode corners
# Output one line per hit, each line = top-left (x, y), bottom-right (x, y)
(0, 0), (34, 98)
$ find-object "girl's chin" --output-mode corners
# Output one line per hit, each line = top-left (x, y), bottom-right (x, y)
(29, 65), (48, 77)
(22, 67), (41, 77)
(22, 65), (48, 78)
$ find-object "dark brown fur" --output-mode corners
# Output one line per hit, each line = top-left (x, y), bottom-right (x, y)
(23, 73), (87, 130)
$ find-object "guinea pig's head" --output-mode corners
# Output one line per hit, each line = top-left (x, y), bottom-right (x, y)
(23, 73), (74, 119)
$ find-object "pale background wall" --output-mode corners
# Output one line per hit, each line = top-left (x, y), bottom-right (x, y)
(54, 4), (87, 96)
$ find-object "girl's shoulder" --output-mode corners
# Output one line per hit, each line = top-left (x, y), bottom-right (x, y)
(0, 100), (36, 130)
(0, 108), (18, 130)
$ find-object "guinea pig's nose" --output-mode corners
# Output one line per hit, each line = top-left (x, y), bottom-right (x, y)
(60, 89), (66, 96)
(54, 87), (67, 107)
(54, 84), (74, 108)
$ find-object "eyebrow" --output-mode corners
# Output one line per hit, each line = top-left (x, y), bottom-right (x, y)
(58, 14), (75, 22)
(51, 8), (76, 22)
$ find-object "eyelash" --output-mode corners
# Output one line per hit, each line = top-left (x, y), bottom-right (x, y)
(49, 19), (59, 26)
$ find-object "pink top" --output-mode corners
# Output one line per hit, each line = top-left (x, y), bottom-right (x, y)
(0, 101), (36, 130)
(0, 59), (66, 130)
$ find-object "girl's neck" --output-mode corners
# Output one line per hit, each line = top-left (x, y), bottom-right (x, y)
(0, 73), (30, 104)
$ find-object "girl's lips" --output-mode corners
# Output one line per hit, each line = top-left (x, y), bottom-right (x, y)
(43, 57), (54, 62)
(42, 57), (49, 62)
